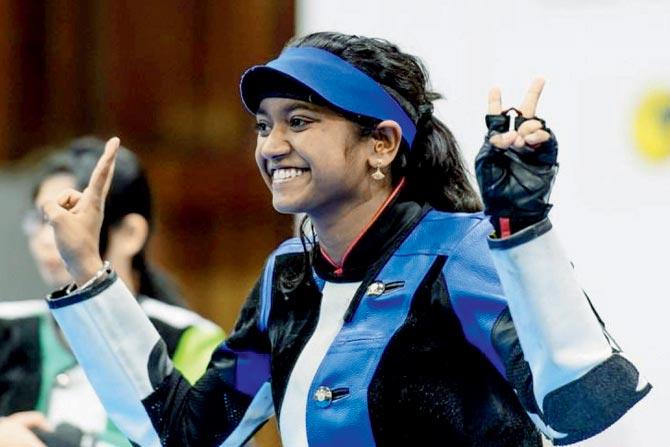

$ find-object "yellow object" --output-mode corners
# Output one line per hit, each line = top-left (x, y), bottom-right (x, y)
(173, 324), (225, 384)
(634, 90), (670, 161)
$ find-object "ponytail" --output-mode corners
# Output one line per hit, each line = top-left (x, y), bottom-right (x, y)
(403, 115), (482, 212)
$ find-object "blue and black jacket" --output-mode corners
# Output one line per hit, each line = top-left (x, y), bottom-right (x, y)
(47, 193), (649, 446)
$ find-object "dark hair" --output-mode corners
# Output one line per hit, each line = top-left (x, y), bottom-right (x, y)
(275, 32), (483, 293)
(287, 32), (482, 212)
(32, 137), (185, 307)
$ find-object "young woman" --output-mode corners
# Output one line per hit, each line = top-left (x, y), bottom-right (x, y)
(40, 33), (648, 446)
(0, 138), (224, 446)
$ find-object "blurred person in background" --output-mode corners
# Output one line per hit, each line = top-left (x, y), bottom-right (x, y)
(0, 137), (225, 447)
(42, 32), (648, 446)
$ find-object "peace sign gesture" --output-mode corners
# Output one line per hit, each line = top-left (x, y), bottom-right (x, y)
(487, 78), (551, 149)
(42, 137), (120, 285)
(475, 79), (559, 237)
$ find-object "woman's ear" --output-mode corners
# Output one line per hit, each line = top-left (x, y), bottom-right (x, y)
(367, 120), (402, 169)
(106, 213), (150, 260)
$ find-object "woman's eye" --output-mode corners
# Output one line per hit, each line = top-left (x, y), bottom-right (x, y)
(289, 117), (310, 129)
(254, 122), (270, 136)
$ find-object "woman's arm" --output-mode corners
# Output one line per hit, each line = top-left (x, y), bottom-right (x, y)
(41, 139), (273, 446)
(48, 274), (273, 447)
(452, 80), (651, 445)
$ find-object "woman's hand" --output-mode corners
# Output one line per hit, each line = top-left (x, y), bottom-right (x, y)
(487, 78), (551, 149)
(475, 79), (559, 237)
(42, 137), (120, 285)
(0, 411), (51, 447)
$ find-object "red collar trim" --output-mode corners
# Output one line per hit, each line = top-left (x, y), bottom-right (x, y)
(320, 178), (406, 276)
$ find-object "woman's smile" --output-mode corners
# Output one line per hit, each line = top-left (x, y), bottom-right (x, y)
(255, 97), (374, 215)
(271, 167), (310, 185)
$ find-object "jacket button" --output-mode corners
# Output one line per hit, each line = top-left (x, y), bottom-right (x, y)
(366, 281), (385, 296)
(314, 386), (333, 408)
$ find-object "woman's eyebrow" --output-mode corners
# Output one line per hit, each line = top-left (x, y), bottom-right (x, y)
(256, 106), (269, 118)
(256, 102), (322, 119)
(283, 102), (320, 114)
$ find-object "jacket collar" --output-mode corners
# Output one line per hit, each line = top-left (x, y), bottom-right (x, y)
(313, 181), (428, 282)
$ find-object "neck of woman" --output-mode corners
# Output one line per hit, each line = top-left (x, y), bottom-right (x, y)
(311, 184), (393, 267)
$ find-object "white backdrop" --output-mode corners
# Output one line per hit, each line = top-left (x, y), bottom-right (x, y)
(297, 1), (669, 445)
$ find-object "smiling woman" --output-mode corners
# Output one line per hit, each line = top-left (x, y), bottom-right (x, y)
(41, 32), (648, 447)
(253, 98), (374, 219)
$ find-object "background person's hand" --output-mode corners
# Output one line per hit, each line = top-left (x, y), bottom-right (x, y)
(475, 79), (558, 237)
(3, 412), (52, 432)
(42, 137), (120, 285)
(0, 415), (49, 447)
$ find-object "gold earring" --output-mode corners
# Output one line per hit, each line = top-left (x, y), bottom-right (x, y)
(371, 160), (385, 180)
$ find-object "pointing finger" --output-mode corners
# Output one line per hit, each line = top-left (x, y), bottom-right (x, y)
(488, 87), (502, 115)
(519, 77), (545, 118)
(85, 137), (120, 206)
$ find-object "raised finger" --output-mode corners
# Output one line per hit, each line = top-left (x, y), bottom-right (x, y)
(488, 87), (502, 115)
(524, 129), (551, 146)
(519, 77), (545, 118)
(86, 137), (120, 205)
(517, 119), (543, 137)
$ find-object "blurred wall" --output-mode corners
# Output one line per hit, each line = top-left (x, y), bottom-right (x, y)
(297, 1), (668, 445)
(0, 0), (296, 324)
(0, 170), (50, 300)
(0, 1), (296, 445)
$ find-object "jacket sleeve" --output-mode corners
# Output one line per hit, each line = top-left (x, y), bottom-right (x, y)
(140, 298), (226, 385)
(443, 218), (650, 445)
(47, 272), (274, 447)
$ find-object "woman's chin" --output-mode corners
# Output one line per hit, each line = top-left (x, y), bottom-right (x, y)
(272, 192), (314, 215)
(272, 200), (303, 215)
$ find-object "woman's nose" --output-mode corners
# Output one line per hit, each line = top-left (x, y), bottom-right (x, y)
(260, 127), (291, 159)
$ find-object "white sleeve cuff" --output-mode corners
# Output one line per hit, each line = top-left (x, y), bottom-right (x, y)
(48, 275), (163, 447)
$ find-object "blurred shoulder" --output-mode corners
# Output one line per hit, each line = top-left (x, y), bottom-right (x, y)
(139, 297), (218, 331)
(0, 299), (48, 321)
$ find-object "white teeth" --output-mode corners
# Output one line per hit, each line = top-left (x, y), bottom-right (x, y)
(272, 168), (306, 183)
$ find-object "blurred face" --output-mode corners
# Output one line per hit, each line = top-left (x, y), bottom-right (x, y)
(254, 97), (372, 218)
(25, 173), (76, 287)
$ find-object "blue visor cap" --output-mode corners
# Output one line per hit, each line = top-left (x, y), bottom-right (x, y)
(240, 47), (417, 148)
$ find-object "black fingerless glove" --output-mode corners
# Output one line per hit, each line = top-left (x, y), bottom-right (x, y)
(475, 118), (559, 237)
